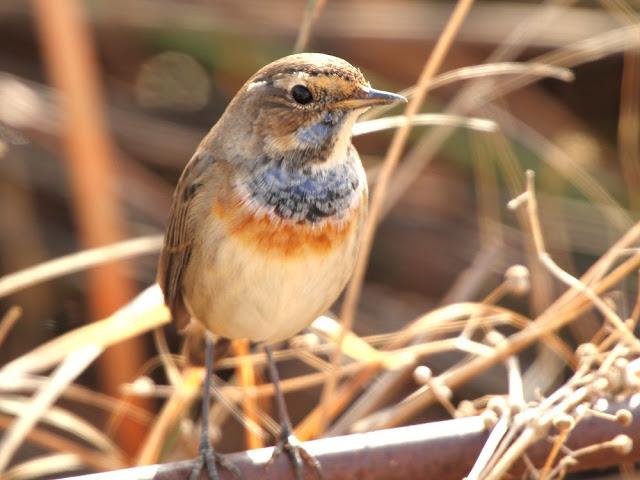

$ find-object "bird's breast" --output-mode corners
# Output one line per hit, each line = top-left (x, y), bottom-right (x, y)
(211, 198), (360, 257)
(211, 157), (366, 258)
(187, 156), (367, 341)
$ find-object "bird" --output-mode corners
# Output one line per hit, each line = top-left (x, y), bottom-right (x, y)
(157, 52), (406, 480)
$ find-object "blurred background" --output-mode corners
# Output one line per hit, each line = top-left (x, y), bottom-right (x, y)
(1, 0), (640, 478)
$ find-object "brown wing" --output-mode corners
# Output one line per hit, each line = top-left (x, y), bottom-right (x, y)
(157, 152), (213, 328)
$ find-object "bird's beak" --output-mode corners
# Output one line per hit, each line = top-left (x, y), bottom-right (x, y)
(337, 86), (407, 110)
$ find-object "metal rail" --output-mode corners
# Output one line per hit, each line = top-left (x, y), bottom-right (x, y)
(65, 401), (640, 480)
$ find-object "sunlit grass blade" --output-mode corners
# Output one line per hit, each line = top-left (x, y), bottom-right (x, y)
(0, 235), (162, 299)
(354, 113), (497, 137)
(0, 396), (122, 457)
(0, 345), (101, 471)
(3, 453), (84, 480)
(0, 285), (168, 378)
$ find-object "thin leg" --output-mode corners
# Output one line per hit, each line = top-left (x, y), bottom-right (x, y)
(264, 344), (322, 480)
(189, 335), (241, 480)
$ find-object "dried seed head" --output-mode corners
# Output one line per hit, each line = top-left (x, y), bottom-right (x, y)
(553, 414), (575, 432)
(616, 409), (633, 427)
(504, 265), (530, 295)
(385, 351), (418, 370)
(625, 364), (640, 389)
(290, 332), (320, 348)
(433, 381), (453, 400)
(516, 408), (538, 425)
(576, 343), (598, 361)
(611, 434), (633, 455)
(481, 409), (499, 429)
(614, 357), (629, 371)
(594, 398), (609, 413)
(605, 369), (624, 392)
(559, 457), (579, 468)
(593, 377), (610, 392)
(413, 365), (432, 384)
(615, 346), (630, 357)
(485, 330), (505, 347)
(457, 400), (477, 417)
(487, 396), (507, 414)
(510, 400), (525, 415)
(129, 375), (155, 395)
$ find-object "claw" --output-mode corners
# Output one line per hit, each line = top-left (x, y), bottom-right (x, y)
(267, 433), (322, 480)
(189, 443), (242, 480)
(262, 344), (322, 480)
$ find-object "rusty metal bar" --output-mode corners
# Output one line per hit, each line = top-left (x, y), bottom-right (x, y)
(64, 400), (640, 480)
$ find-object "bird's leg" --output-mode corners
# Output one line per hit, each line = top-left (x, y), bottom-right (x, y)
(190, 334), (241, 480)
(264, 344), (322, 480)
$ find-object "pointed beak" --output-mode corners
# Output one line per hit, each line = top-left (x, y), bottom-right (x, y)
(362, 87), (408, 105)
(337, 86), (407, 110)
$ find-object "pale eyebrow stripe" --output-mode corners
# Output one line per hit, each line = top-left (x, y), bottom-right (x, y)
(246, 80), (268, 91)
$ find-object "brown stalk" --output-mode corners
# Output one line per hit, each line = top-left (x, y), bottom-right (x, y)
(293, 0), (327, 53)
(0, 307), (21, 346)
(136, 367), (203, 465)
(486, 129), (571, 397)
(232, 340), (264, 449)
(31, 0), (148, 453)
(539, 426), (572, 480)
(486, 130), (555, 318)
(632, 270), (640, 325)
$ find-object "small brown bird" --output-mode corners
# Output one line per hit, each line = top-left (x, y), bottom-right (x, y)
(158, 53), (405, 480)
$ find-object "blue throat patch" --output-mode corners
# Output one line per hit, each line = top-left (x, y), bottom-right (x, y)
(245, 146), (360, 223)
(296, 111), (344, 147)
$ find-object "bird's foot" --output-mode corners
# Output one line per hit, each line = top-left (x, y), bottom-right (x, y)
(267, 430), (321, 480)
(189, 441), (241, 480)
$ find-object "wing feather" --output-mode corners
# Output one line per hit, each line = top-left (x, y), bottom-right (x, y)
(157, 152), (213, 327)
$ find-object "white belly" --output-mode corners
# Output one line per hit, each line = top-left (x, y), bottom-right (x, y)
(185, 232), (359, 342)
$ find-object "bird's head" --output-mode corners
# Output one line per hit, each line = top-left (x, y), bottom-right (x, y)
(220, 53), (406, 169)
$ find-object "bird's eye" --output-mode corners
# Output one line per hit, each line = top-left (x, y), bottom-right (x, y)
(291, 85), (313, 105)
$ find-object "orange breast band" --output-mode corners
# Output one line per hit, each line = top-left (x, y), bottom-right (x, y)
(212, 200), (358, 257)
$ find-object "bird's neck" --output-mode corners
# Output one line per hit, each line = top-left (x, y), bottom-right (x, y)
(260, 109), (360, 171)
(239, 146), (363, 224)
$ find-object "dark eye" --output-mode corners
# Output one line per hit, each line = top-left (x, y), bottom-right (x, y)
(291, 85), (313, 104)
